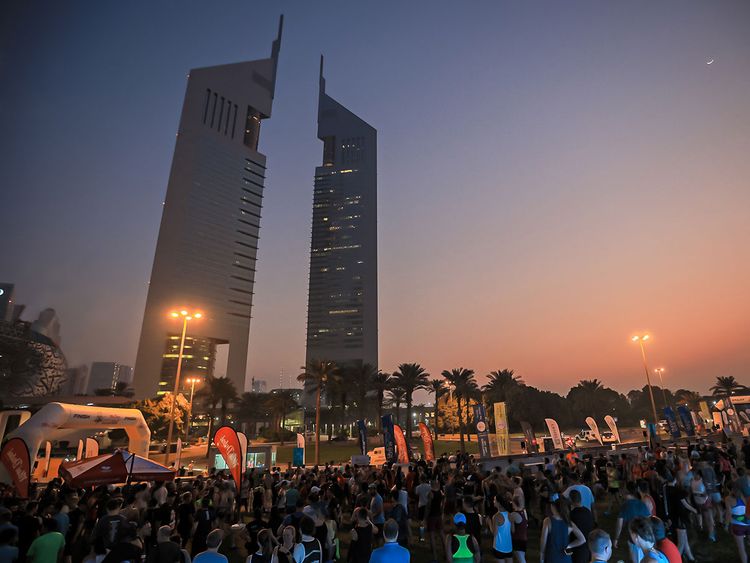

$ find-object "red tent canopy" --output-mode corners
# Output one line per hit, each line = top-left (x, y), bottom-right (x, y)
(59, 450), (175, 488)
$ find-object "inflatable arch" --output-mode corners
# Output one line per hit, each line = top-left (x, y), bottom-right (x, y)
(6, 402), (151, 460)
(0, 410), (32, 443)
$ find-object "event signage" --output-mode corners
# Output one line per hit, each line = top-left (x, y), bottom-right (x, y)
(76, 439), (84, 461)
(214, 426), (242, 485)
(356, 420), (367, 456)
(85, 437), (99, 458)
(237, 432), (248, 472)
(663, 407), (681, 439)
(493, 402), (510, 456)
(293, 448), (305, 467)
(545, 418), (564, 450)
(473, 403), (491, 459)
(418, 422), (436, 462)
(585, 417), (603, 445)
(520, 421), (538, 454)
(0, 438), (30, 498)
(677, 406), (696, 436)
(381, 414), (396, 463)
(393, 424), (409, 464)
(604, 415), (621, 444)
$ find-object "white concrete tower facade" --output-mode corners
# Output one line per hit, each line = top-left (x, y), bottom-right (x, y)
(133, 18), (282, 398)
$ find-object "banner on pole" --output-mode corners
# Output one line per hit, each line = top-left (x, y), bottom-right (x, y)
(237, 432), (248, 474)
(677, 406), (696, 436)
(296, 433), (305, 449)
(0, 438), (30, 498)
(356, 420), (367, 456)
(520, 421), (538, 454)
(699, 401), (712, 426)
(604, 415), (621, 444)
(663, 407), (681, 440)
(545, 418), (564, 450)
(381, 414), (396, 463)
(473, 403), (491, 458)
(494, 402), (510, 456)
(76, 439), (84, 461)
(393, 424), (409, 464)
(84, 438), (99, 458)
(214, 426), (242, 485)
(418, 422), (435, 462)
(585, 417), (603, 445)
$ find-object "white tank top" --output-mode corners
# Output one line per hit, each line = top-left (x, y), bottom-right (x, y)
(493, 511), (512, 553)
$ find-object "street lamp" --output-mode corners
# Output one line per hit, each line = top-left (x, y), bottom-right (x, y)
(631, 334), (659, 426)
(654, 368), (668, 406)
(165, 308), (203, 467)
(184, 377), (202, 443)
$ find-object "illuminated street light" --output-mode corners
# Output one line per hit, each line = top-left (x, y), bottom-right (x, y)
(632, 334), (659, 426)
(165, 308), (203, 466)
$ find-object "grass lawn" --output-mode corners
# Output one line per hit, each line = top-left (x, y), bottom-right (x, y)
(273, 439), (479, 465)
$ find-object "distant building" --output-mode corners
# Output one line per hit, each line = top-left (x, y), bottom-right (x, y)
(63, 365), (89, 395)
(270, 387), (303, 404)
(87, 362), (133, 394)
(157, 335), (215, 395)
(304, 57), (378, 401)
(133, 18), (283, 398)
(251, 378), (267, 393)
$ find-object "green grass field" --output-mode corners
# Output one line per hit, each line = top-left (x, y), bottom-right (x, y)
(273, 439), (480, 465)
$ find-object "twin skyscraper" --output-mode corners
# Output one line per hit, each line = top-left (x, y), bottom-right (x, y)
(133, 17), (378, 400)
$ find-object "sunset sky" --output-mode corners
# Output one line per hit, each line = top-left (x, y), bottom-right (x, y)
(2, 1), (749, 396)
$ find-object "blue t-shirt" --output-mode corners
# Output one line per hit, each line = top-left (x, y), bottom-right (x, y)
(193, 551), (229, 563)
(369, 542), (410, 563)
(619, 498), (650, 525)
(563, 484), (595, 510)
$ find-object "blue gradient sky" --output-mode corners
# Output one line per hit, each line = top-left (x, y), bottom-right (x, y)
(1, 1), (749, 395)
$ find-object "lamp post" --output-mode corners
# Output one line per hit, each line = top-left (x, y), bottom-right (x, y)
(184, 377), (201, 443)
(165, 309), (202, 467)
(632, 334), (659, 426)
(654, 368), (668, 406)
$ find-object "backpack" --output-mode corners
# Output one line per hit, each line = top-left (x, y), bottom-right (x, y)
(301, 538), (322, 563)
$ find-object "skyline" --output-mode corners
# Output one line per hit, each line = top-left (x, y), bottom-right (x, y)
(2, 1), (749, 396)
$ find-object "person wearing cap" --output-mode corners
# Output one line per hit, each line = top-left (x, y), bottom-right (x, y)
(368, 519), (409, 563)
(445, 512), (480, 563)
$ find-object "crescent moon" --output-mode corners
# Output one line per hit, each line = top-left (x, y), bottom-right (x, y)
(707, 59), (715, 65)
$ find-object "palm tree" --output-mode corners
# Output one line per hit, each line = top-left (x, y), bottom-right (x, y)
(484, 369), (524, 394)
(392, 363), (430, 440)
(441, 368), (477, 453)
(235, 391), (269, 437)
(196, 375), (237, 457)
(427, 379), (446, 438)
(264, 390), (299, 444)
(348, 362), (378, 422)
(388, 386), (406, 427)
(298, 359), (339, 465)
(675, 389), (702, 411)
(710, 376), (748, 397)
(372, 371), (392, 431)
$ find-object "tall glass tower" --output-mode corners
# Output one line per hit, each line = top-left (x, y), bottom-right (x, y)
(305, 57), (378, 388)
(133, 18), (282, 399)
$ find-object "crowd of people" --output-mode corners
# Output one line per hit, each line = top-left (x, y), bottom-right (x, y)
(1, 436), (749, 563)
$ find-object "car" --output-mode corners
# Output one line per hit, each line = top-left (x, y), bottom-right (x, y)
(601, 431), (617, 443)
